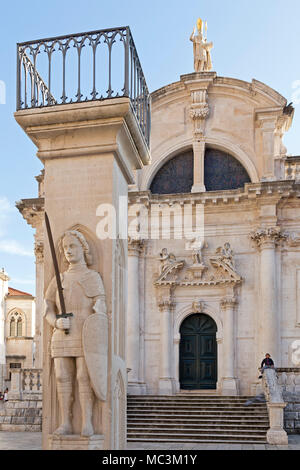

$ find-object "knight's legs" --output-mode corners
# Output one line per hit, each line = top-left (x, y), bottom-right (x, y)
(76, 357), (94, 437)
(53, 357), (75, 435)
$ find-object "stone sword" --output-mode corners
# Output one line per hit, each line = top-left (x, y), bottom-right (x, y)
(45, 212), (73, 335)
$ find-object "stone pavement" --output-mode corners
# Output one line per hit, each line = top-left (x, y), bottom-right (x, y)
(0, 432), (300, 450)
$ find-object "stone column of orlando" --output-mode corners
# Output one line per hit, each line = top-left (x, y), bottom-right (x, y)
(14, 26), (151, 450)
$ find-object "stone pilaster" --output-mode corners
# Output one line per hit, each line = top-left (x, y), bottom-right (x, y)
(251, 227), (287, 366)
(127, 238), (146, 395)
(158, 290), (176, 395)
(220, 296), (238, 395)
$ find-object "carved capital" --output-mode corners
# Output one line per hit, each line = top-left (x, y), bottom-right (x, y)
(34, 239), (44, 264)
(220, 296), (237, 310)
(250, 227), (287, 249)
(16, 199), (44, 229)
(128, 237), (145, 256)
(158, 297), (176, 312)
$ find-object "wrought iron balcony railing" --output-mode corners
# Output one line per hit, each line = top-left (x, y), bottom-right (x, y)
(17, 26), (151, 145)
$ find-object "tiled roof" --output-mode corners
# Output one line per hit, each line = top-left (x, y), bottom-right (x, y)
(7, 287), (32, 297)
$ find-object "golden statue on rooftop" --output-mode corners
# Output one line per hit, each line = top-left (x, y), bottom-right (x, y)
(190, 18), (213, 72)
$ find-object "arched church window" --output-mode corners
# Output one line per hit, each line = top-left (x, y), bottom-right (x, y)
(150, 148), (251, 194)
(150, 151), (194, 194)
(204, 148), (251, 191)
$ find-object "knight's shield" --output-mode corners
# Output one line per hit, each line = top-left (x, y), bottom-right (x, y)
(82, 313), (108, 401)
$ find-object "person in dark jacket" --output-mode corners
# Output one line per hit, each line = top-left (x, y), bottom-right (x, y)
(258, 353), (274, 378)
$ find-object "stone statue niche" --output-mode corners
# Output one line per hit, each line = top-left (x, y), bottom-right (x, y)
(44, 229), (108, 447)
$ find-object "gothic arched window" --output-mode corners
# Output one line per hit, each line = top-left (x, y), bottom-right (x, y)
(8, 312), (24, 337)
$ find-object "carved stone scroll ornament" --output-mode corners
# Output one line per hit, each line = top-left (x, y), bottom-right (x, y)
(190, 91), (210, 138)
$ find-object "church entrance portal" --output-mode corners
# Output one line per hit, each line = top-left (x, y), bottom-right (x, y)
(179, 314), (217, 390)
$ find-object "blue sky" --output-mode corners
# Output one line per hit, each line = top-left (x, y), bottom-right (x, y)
(0, 0), (299, 294)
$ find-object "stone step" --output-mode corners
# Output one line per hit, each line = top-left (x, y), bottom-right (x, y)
(128, 411), (268, 417)
(127, 403), (265, 410)
(128, 395), (262, 400)
(128, 420), (269, 427)
(127, 420), (268, 429)
(128, 423), (269, 431)
(127, 407), (267, 414)
(127, 437), (267, 444)
(127, 425), (267, 434)
(128, 417), (270, 424)
(127, 432), (267, 442)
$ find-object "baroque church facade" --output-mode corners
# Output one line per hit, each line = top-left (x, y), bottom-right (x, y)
(17, 33), (300, 400)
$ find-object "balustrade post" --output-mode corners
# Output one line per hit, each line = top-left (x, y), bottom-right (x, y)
(8, 369), (22, 400)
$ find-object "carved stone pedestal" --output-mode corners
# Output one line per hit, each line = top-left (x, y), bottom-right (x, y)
(266, 403), (288, 445)
(49, 434), (104, 450)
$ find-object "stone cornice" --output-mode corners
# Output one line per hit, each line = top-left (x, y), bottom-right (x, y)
(151, 75), (287, 108)
(129, 181), (299, 208)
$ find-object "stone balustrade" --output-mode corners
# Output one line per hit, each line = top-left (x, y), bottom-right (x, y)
(262, 368), (288, 445)
(277, 368), (300, 434)
(285, 157), (300, 182)
(9, 369), (42, 400)
(277, 368), (300, 394)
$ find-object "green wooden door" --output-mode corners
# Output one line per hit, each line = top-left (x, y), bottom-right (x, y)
(179, 314), (217, 390)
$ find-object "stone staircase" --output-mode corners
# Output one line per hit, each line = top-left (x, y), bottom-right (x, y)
(127, 395), (269, 444)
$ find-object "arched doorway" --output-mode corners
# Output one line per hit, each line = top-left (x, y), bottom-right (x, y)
(179, 314), (217, 390)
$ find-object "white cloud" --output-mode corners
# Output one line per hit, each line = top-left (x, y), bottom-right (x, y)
(0, 239), (33, 257)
